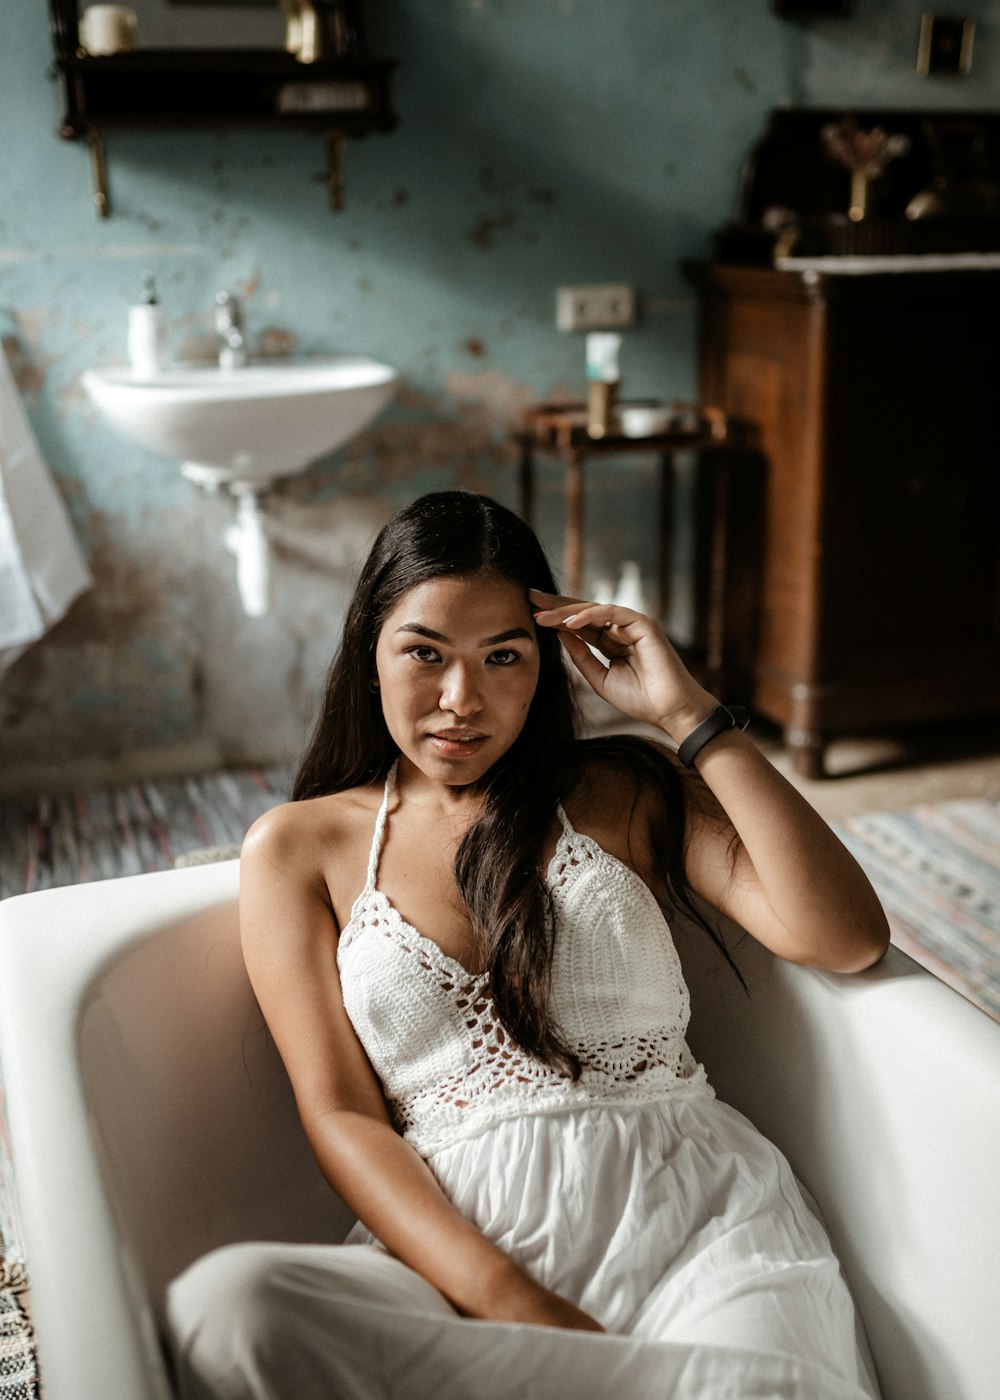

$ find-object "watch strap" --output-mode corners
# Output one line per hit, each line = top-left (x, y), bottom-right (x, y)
(676, 704), (750, 769)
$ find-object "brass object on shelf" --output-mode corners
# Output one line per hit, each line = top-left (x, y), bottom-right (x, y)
(87, 130), (109, 219)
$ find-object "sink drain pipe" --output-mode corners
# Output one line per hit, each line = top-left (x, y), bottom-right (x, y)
(224, 488), (271, 617)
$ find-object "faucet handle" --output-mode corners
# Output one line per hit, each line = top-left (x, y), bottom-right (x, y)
(214, 290), (242, 327)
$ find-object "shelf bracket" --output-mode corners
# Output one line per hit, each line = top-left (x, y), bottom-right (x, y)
(325, 131), (347, 212)
(88, 130), (110, 219)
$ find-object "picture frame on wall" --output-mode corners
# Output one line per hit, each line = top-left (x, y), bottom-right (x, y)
(916, 15), (975, 77)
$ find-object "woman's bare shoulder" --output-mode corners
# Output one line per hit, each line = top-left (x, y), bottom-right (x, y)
(242, 784), (383, 875)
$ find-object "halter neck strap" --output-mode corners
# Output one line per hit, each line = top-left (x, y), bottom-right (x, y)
(362, 760), (573, 895)
(363, 759), (397, 894)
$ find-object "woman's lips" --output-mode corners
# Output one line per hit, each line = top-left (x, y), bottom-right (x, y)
(429, 732), (487, 758)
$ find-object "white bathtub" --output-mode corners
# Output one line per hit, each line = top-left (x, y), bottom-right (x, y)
(1, 862), (998, 1400)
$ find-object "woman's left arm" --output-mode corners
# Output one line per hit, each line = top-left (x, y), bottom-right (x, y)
(530, 591), (890, 973)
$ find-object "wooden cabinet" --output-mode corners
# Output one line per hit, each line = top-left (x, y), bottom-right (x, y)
(696, 263), (1000, 777)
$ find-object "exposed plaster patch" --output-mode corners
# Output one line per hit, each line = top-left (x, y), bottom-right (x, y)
(264, 492), (392, 580)
(67, 513), (165, 641)
(57, 377), (89, 421)
(1, 333), (58, 405)
(443, 367), (535, 421)
(466, 166), (557, 250)
(327, 369), (535, 497)
(258, 326), (299, 358)
(467, 211), (517, 251)
(11, 308), (63, 341)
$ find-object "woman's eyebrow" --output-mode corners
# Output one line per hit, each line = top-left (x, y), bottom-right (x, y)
(396, 623), (448, 642)
(481, 627), (533, 645)
(395, 624), (533, 646)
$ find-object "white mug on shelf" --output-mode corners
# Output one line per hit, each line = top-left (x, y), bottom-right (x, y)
(79, 5), (137, 55)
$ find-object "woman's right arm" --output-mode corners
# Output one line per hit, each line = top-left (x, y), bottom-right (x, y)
(239, 806), (603, 1333)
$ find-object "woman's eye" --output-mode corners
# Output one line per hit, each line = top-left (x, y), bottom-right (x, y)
(488, 649), (521, 666)
(407, 646), (441, 664)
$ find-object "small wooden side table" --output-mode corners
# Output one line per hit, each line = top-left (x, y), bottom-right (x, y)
(512, 401), (755, 693)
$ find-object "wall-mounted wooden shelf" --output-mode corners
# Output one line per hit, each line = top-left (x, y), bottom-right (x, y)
(53, 50), (398, 138)
(47, 2), (398, 217)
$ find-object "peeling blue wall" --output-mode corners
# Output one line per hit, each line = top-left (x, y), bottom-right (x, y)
(2, 0), (999, 786)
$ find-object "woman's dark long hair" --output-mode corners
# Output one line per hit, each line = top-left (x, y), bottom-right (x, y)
(294, 490), (740, 1075)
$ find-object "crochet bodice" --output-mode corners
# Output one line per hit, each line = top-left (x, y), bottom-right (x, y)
(337, 763), (711, 1156)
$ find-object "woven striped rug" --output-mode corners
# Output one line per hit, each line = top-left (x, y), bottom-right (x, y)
(832, 797), (1000, 1022)
(0, 768), (290, 902)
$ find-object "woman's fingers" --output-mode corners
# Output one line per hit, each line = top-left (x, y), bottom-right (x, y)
(544, 616), (649, 664)
(531, 592), (649, 638)
(556, 625), (614, 694)
(527, 587), (586, 616)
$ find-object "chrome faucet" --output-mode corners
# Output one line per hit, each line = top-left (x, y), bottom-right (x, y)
(214, 290), (248, 369)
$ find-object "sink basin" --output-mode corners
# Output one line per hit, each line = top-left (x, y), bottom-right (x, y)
(81, 356), (399, 490)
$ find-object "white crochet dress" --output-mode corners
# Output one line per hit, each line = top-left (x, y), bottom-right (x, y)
(168, 763), (880, 1400)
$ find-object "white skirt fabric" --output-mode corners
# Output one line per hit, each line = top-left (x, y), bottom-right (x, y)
(167, 1095), (880, 1400)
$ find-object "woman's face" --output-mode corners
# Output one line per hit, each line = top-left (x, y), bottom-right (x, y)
(374, 573), (541, 788)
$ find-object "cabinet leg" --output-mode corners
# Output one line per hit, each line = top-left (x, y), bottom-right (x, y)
(786, 728), (827, 781)
(564, 449), (584, 597)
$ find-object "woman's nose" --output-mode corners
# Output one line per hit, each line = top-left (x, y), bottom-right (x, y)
(439, 663), (482, 716)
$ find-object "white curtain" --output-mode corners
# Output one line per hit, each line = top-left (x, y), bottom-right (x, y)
(0, 342), (92, 674)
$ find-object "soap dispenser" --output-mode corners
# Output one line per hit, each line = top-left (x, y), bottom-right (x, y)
(127, 272), (166, 377)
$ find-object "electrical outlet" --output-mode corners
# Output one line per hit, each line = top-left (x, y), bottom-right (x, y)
(556, 284), (637, 332)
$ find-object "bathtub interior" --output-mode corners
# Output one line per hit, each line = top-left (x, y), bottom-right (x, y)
(78, 893), (355, 1330)
(4, 863), (998, 1400)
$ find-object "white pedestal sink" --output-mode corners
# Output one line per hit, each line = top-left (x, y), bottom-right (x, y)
(82, 357), (399, 615)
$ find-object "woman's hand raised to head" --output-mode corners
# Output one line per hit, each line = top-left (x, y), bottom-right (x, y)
(529, 589), (716, 746)
(532, 585), (890, 974)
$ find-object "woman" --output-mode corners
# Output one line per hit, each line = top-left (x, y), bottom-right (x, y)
(167, 490), (888, 1399)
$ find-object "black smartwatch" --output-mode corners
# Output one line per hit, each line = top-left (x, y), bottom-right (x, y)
(676, 704), (750, 769)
